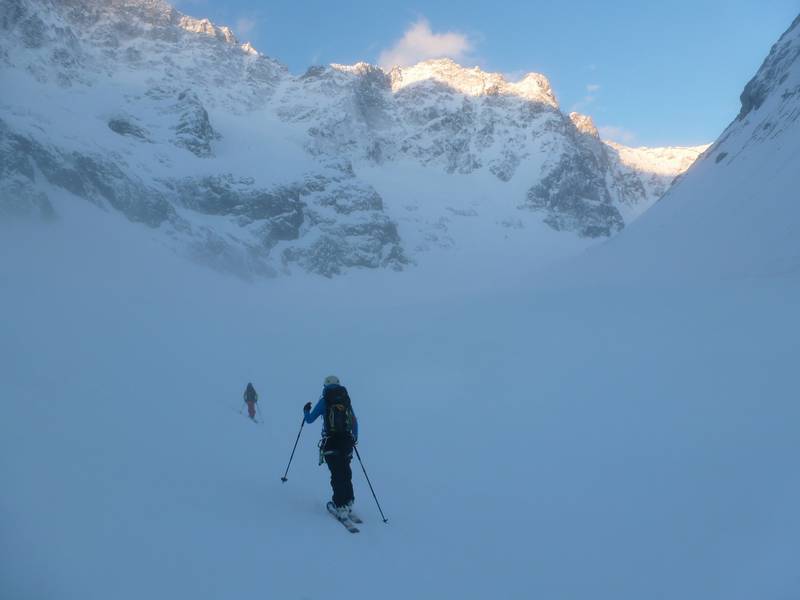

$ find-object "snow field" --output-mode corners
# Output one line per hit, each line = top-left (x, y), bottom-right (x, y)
(1, 194), (798, 599)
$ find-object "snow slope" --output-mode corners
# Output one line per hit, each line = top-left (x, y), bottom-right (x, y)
(2, 189), (798, 600)
(0, 190), (800, 600)
(576, 14), (800, 283)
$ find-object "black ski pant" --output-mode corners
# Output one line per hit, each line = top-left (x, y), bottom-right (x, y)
(322, 436), (354, 508)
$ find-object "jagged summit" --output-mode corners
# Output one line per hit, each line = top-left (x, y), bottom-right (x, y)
(241, 41), (259, 56)
(323, 57), (557, 106)
(511, 71), (558, 104)
(330, 62), (384, 76)
(34, 0), (260, 57)
(569, 112), (599, 138)
(606, 141), (710, 176)
(177, 15), (237, 44)
(387, 58), (557, 105)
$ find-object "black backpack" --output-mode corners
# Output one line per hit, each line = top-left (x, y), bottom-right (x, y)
(323, 385), (355, 438)
(244, 384), (257, 403)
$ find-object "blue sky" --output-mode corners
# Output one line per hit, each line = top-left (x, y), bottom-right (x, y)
(175, 0), (798, 147)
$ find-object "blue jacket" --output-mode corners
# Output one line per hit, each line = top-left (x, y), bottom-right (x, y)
(304, 384), (358, 441)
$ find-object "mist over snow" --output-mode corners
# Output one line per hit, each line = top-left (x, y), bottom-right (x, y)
(1, 2), (799, 600)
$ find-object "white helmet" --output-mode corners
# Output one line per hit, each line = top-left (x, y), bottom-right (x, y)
(324, 375), (340, 386)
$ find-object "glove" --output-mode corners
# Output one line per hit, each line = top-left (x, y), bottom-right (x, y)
(303, 402), (312, 413)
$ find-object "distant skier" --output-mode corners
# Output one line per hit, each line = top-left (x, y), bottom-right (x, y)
(243, 382), (258, 420)
(303, 375), (358, 521)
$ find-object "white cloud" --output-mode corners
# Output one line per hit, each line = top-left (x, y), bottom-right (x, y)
(378, 18), (472, 69)
(598, 125), (638, 145)
(235, 17), (257, 37)
(586, 83), (601, 93)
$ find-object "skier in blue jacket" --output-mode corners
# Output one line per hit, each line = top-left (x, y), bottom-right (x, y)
(303, 375), (358, 520)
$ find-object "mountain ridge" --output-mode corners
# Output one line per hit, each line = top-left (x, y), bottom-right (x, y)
(1, 0), (707, 277)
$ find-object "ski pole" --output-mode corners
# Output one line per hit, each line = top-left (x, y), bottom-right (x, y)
(354, 446), (388, 523)
(281, 416), (305, 482)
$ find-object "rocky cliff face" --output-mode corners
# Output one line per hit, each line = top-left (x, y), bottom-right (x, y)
(0, 0), (706, 277)
(714, 14), (800, 162)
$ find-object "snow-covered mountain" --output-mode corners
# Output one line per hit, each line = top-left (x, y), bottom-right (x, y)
(580, 13), (800, 282)
(0, 0), (706, 276)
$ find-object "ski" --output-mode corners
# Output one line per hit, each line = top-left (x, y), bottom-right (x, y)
(327, 502), (359, 533)
(325, 501), (362, 523)
(232, 406), (260, 424)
